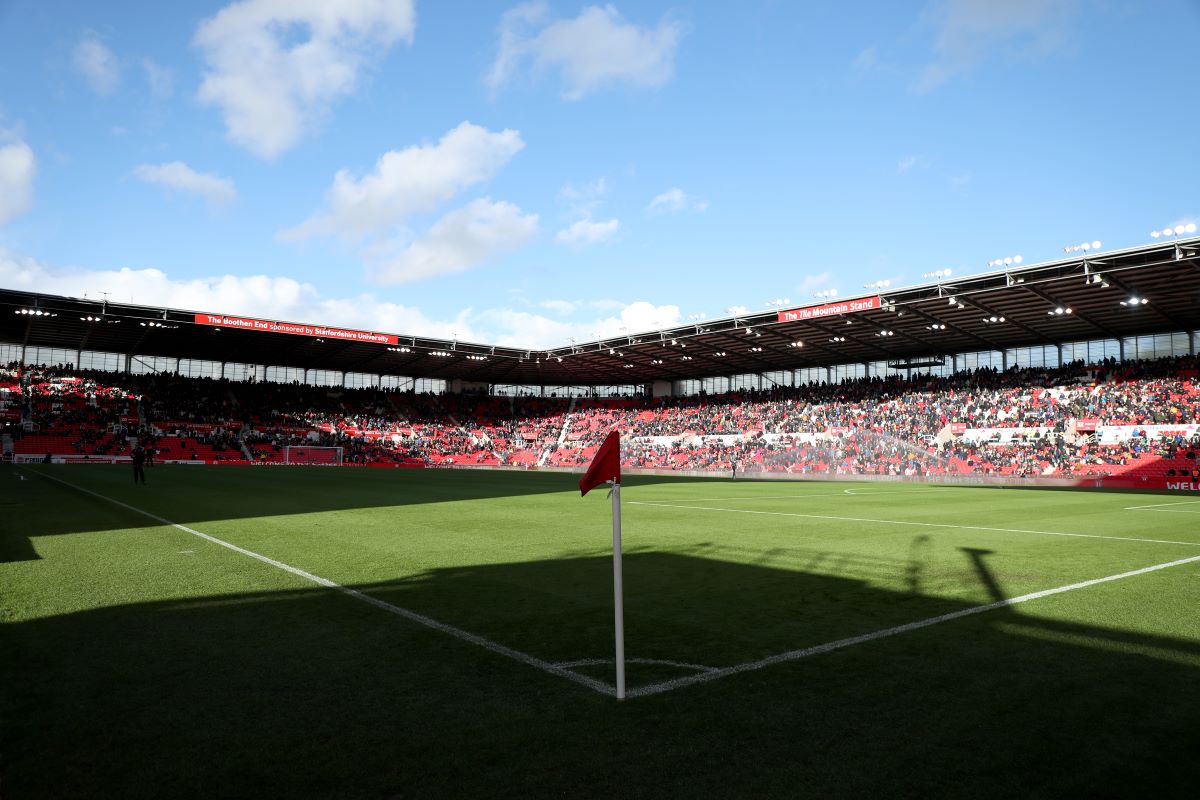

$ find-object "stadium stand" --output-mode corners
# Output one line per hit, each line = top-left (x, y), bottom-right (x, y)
(5, 355), (1198, 480)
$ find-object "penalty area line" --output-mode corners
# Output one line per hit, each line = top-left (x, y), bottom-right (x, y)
(628, 500), (1200, 548)
(628, 552), (1200, 698)
(28, 470), (615, 698)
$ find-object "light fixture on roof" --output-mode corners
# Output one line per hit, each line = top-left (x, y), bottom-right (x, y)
(1047, 306), (1073, 316)
(788, 341), (804, 348)
(17, 308), (57, 316)
(863, 280), (891, 289)
(687, 312), (707, 321)
(387, 346), (411, 353)
(1064, 240), (1102, 253)
(651, 358), (664, 365)
(681, 355), (693, 361)
(948, 296), (957, 305)
(877, 329), (894, 337)
(926, 323), (947, 330)
(764, 298), (790, 308)
(982, 316), (1006, 324)
(466, 355), (488, 361)
(812, 289), (838, 299)
(749, 346), (763, 352)
(987, 255), (1022, 268)
(829, 336), (847, 343)
(1150, 222), (1196, 238)
(1120, 296), (1150, 306)
(623, 364), (634, 368)
(713, 351), (727, 357)
(922, 269), (952, 279)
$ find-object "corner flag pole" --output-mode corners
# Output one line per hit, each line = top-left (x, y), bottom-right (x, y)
(611, 479), (626, 700)
(579, 430), (625, 701)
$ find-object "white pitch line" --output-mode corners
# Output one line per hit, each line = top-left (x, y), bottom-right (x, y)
(627, 552), (1200, 698)
(628, 500), (1200, 548)
(31, 470), (615, 698)
(633, 489), (952, 503)
(1124, 499), (1200, 511)
(556, 657), (719, 674)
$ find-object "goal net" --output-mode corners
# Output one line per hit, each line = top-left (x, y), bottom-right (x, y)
(283, 445), (344, 465)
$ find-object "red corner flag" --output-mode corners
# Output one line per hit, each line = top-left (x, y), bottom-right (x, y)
(579, 429), (626, 700)
(579, 430), (621, 496)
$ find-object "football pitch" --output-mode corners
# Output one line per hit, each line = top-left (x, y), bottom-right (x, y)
(4, 465), (1200, 798)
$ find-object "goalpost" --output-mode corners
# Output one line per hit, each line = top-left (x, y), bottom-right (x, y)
(283, 445), (344, 466)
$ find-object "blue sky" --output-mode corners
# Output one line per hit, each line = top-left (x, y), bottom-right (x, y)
(1, 0), (1198, 348)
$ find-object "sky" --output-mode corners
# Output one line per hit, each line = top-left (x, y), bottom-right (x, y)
(1, 0), (1198, 349)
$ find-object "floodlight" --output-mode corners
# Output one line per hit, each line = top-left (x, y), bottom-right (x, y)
(1175, 225), (1186, 235)
(1090, 241), (1100, 249)
(1151, 231), (1161, 238)
(1187, 223), (1197, 233)
(1163, 228), (1174, 236)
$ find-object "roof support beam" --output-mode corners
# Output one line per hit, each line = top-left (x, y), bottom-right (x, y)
(1020, 285), (1122, 340)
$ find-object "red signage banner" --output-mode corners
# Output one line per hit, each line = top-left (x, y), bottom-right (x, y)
(193, 313), (398, 345)
(1074, 419), (1099, 432)
(777, 296), (882, 322)
(949, 423), (967, 435)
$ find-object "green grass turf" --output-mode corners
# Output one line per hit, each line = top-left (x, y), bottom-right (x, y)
(3, 464), (1200, 798)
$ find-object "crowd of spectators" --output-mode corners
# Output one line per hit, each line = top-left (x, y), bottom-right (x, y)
(3, 354), (1198, 479)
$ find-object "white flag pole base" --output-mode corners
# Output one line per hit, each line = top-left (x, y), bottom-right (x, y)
(611, 481), (626, 700)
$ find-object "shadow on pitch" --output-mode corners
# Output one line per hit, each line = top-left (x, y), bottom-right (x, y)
(4, 542), (1200, 799)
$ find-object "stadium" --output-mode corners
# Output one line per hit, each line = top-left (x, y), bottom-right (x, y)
(6, 234), (1200, 797)
(5, 2), (1200, 798)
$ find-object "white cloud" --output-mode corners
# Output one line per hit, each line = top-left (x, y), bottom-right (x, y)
(0, 137), (36, 226)
(142, 58), (174, 99)
(555, 217), (619, 245)
(949, 171), (972, 189)
(74, 35), (121, 96)
(897, 154), (926, 173)
(0, 247), (682, 349)
(915, 0), (1077, 92)
(0, 247), (475, 341)
(134, 162), (237, 205)
(647, 187), (707, 215)
(371, 198), (538, 284)
(605, 300), (681, 335)
(284, 121), (524, 240)
(539, 299), (579, 315)
(488, 2), (685, 100)
(194, 0), (416, 158)
(797, 272), (835, 295)
(558, 177), (607, 218)
(852, 45), (879, 74)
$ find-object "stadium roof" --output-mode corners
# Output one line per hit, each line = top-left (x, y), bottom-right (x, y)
(3, 237), (1199, 386)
